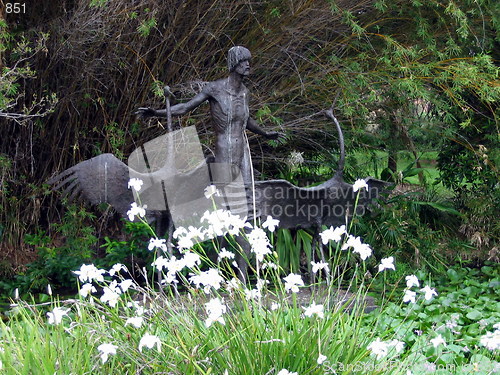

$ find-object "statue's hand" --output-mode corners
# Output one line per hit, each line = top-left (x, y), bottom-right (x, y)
(135, 107), (157, 118)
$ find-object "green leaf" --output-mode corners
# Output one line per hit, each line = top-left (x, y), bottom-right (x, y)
(465, 309), (483, 320)
(413, 201), (461, 215)
(447, 268), (461, 283)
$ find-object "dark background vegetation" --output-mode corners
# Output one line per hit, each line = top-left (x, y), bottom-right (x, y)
(0, 0), (498, 294)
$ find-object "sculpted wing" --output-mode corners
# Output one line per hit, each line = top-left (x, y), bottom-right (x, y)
(48, 153), (134, 218)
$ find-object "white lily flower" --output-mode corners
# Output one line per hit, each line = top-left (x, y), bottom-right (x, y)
(204, 297), (227, 327)
(311, 260), (330, 274)
(420, 285), (438, 301)
(128, 178), (143, 191)
(97, 343), (118, 364)
(430, 334), (446, 348)
(303, 302), (324, 319)
(403, 289), (416, 303)
(125, 316), (144, 328)
(126, 202), (146, 221)
(367, 337), (389, 359)
(204, 185), (220, 199)
(319, 225), (346, 244)
(405, 274), (420, 288)
(79, 283), (96, 298)
(353, 178), (368, 192)
(378, 256), (395, 272)
(73, 264), (106, 283)
(283, 273), (304, 293)
(139, 333), (161, 352)
(148, 238), (167, 252)
(47, 307), (70, 325)
(317, 353), (328, 365)
(262, 215), (280, 232)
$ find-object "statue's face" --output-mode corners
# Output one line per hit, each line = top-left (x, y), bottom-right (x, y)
(234, 60), (251, 76)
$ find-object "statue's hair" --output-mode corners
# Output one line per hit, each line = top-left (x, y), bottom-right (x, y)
(227, 46), (252, 72)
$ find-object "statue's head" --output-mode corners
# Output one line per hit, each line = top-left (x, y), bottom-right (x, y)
(228, 46), (252, 72)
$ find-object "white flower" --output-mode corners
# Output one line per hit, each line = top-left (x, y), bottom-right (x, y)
(277, 370), (297, 375)
(247, 227), (272, 262)
(225, 278), (241, 294)
(73, 264), (106, 283)
(47, 307), (70, 325)
(125, 316), (144, 328)
(218, 248), (235, 262)
(341, 235), (372, 260)
(173, 226), (188, 239)
(256, 278), (269, 291)
(319, 225), (346, 244)
(119, 279), (135, 293)
(204, 185), (220, 199)
(303, 302), (324, 319)
(205, 298), (227, 328)
(47, 284), (52, 296)
(311, 261), (330, 274)
(128, 178), (143, 191)
(79, 283), (97, 298)
(100, 286), (121, 307)
(420, 285), (438, 301)
(189, 268), (224, 294)
(270, 302), (281, 311)
(127, 301), (147, 316)
(152, 255), (185, 275)
(177, 236), (194, 250)
(378, 256), (395, 272)
(139, 333), (161, 352)
(182, 252), (201, 268)
(126, 202), (146, 221)
(353, 178), (368, 192)
(405, 275), (420, 288)
(14, 288), (19, 300)
(317, 353), (327, 365)
(151, 255), (169, 271)
(388, 339), (405, 353)
(201, 209), (249, 238)
(367, 337), (388, 359)
(430, 334), (446, 348)
(97, 343), (118, 364)
(148, 238), (167, 252)
(262, 215), (280, 232)
(479, 329), (500, 351)
(283, 273), (304, 293)
(244, 288), (262, 301)
(403, 289), (416, 304)
(226, 214), (249, 235)
(354, 243), (372, 260)
(262, 261), (278, 270)
(185, 226), (206, 240)
(108, 263), (126, 277)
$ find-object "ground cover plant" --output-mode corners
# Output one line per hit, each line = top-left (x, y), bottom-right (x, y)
(0, 181), (498, 374)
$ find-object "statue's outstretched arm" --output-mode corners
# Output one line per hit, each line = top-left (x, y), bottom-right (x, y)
(247, 117), (280, 140)
(137, 91), (210, 118)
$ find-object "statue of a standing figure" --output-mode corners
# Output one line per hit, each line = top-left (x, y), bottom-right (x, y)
(136, 46), (279, 185)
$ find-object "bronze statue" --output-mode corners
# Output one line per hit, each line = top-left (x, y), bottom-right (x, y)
(136, 46), (279, 185)
(48, 46), (388, 283)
